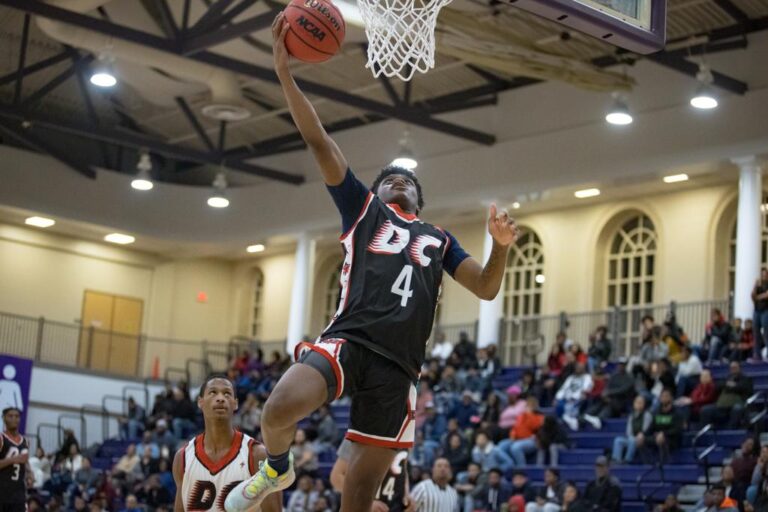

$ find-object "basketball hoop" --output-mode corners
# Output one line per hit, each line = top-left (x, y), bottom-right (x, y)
(357, 0), (453, 81)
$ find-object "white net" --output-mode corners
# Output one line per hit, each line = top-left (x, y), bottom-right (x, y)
(358, 0), (453, 81)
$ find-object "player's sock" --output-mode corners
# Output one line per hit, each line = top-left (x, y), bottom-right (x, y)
(265, 450), (290, 477)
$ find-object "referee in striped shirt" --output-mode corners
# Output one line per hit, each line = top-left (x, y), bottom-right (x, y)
(410, 457), (460, 512)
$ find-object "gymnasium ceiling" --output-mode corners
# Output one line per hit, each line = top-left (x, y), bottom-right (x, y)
(0, 0), (767, 256)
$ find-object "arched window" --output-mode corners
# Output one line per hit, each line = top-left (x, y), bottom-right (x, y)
(606, 214), (657, 307)
(729, 193), (768, 293)
(503, 230), (545, 319)
(324, 264), (342, 326)
(250, 269), (264, 338)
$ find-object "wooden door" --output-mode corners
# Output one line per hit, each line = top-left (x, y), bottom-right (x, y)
(110, 297), (143, 375)
(79, 291), (143, 375)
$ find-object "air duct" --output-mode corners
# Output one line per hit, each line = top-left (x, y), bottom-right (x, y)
(36, 0), (251, 120)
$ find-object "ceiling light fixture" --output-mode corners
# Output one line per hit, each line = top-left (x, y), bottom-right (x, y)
(104, 233), (135, 245)
(25, 216), (55, 228)
(90, 52), (117, 88)
(511, 201), (521, 210)
(391, 128), (418, 171)
(131, 151), (154, 191)
(574, 188), (601, 199)
(690, 64), (718, 110)
(663, 173), (689, 183)
(207, 171), (230, 208)
(535, 274), (546, 284)
(605, 92), (633, 125)
(247, 244), (265, 253)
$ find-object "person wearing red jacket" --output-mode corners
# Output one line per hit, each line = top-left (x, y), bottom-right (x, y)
(674, 368), (717, 425)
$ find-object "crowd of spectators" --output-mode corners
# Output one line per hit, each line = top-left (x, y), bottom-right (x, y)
(18, 304), (768, 512)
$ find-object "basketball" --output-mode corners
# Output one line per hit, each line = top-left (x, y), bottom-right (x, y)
(284, 0), (345, 63)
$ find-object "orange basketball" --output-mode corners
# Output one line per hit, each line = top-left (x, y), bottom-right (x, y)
(284, 0), (345, 63)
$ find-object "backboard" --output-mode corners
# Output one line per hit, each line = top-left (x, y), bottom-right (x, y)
(507, 0), (666, 54)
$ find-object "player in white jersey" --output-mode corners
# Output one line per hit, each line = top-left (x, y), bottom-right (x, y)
(173, 375), (281, 512)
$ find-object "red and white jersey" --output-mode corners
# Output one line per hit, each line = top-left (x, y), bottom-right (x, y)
(181, 430), (256, 512)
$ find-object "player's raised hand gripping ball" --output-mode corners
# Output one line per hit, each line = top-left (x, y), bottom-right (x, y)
(283, 0), (346, 63)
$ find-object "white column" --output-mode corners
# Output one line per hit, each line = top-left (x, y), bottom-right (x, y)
(286, 233), (315, 357)
(733, 156), (763, 320)
(476, 228), (504, 348)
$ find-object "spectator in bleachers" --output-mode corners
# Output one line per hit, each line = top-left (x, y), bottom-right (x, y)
(421, 401), (447, 457)
(644, 388), (683, 463)
(478, 347), (501, 390)
(479, 392), (503, 439)
(676, 345), (703, 397)
(291, 428), (319, 478)
(286, 474), (319, 511)
(69, 457), (102, 505)
(675, 368), (717, 425)
(569, 343), (588, 366)
(751, 268), (768, 361)
(525, 467), (565, 512)
(497, 396), (544, 466)
(655, 494), (684, 512)
(699, 484), (740, 512)
(662, 313), (688, 364)
(731, 437), (759, 487)
(725, 319), (755, 363)
(63, 443), (84, 475)
(473, 468), (513, 512)
(583, 358), (635, 422)
(135, 474), (171, 509)
(235, 392), (262, 437)
(119, 494), (142, 512)
(139, 445), (159, 477)
(312, 405), (338, 449)
(582, 456), (622, 512)
(535, 415), (568, 466)
(587, 326), (612, 373)
(611, 395), (651, 464)
(415, 379), (435, 431)
(518, 370), (538, 398)
(720, 465), (746, 505)
(555, 362), (593, 430)
(645, 360), (675, 411)
(634, 327), (669, 386)
(57, 429), (80, 464)
(118, 397), (146, 441)
(169, 388), (196, 441)
(29, 447), (51, 490)
(700, 361), (754, 428)
(112, 444), (140, 482)
(151, 419), (177, 458)
(71, 495), (88, 512)
(499, 386), (527, 431)
(455, 462), (483, 512)
(136, 431), (159, 460)
(430, 330), (453, 363)
(451, 331), (477, 369)
(452, 391), (480, 431)
(509, 470), (536, 503)
(702, 308), (734, 363)
(444, 432), (471, 475)
(438, 365), (463, 395)
(147, 386), (173, 430)
(472, 431), (513, 473)
(547, 334), (568, 379)
(747, 445), (768, 506)
(560, 482), (590, 512)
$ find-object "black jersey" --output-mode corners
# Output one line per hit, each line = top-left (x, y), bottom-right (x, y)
(374, 450), (409, 511)
(323, 192), (452, 380)
(0, 432), (28, 504)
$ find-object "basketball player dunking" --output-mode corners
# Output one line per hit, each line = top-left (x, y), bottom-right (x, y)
(226, 12), (519, 512)
(173, 376), (281, 512)
(0, 407), (33, 512)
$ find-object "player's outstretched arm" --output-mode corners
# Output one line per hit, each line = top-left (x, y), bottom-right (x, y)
(272, 12), (348, 186)
(453, 204), (519, 300)
(172, 449), (185, 512)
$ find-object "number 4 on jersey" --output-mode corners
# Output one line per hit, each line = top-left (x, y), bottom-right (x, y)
(391, 265), (414, 307)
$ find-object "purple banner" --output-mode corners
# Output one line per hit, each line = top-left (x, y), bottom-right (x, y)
(0, 354), (33, 434)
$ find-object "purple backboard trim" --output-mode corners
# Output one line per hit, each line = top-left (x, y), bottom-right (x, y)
(506, 0), (667, 54)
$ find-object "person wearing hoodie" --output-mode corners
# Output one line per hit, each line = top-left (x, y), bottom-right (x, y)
(499, 386), (527, 430)
(674, 369), (717, 424)
(555, 363), (593, 431)
(497, 397), (545, 466)
(702, 309), (734, 363)
(675, 345), (703, 397)
(584, 358), (635, 421)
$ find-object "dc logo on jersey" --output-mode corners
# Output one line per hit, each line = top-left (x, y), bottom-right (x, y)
(368, 221), (442, 266)
(187, 480), (241, 511)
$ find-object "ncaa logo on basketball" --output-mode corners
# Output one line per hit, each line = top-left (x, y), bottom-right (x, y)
(296, 15), (327, 41)
(304, 0), (342, 31)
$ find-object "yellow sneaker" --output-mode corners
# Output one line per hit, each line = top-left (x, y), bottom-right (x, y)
(224, 453), (295, 512)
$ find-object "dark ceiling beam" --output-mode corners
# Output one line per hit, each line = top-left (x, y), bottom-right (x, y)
(647, 53), (748, 95)
(378, 75), (402, 106)
(175, 97), (217, 153)
(20, 55), (94, 108)
(712, 0), (749, 23)
(189, 0), (237, 34)
(465, 64), (509, 87)
(0, 116), (97, 179)
(157, 0), (181, 39)
(14, 14), (31, 105)
(0, 105), (304, 184)
(0, 0), (495, 146)
(217, 121), (227, 153)
(181, 0), (192, 33)
(206, 0), (259, 29)
(181, 11), (276, 54)
(0, 51), (71, 87)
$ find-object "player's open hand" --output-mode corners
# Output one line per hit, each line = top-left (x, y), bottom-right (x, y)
(487, 204), (520, 247)
(271, 12), (290, 75)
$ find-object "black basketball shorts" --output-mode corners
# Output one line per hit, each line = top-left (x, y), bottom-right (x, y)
(296, 337), (417, 449)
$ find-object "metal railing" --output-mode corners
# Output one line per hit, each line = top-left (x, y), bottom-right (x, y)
(498, 298), (731, 365)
